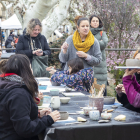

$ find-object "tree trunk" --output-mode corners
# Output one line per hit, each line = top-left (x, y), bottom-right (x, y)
(42, 0), (71, 39)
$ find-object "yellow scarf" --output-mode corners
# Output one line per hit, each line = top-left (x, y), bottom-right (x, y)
(72, 30), (95, 52)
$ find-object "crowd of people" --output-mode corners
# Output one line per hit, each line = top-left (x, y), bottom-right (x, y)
(0, 15), (140, 140)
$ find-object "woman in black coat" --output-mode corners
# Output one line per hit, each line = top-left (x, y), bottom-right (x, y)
(0, 54), (60, 140)
(16, 18), (51, 63)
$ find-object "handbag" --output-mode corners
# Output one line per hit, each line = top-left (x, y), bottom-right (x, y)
(30, 38), (50, 77)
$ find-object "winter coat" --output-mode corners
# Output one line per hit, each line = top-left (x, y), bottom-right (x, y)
(0, 76), (54, 140)
(51, 67), (94, 92)
(5, 35), (14, 53)
(59, 35), (102, 71)
(16, 31), (51, 63)
(91, 27), (108, 86)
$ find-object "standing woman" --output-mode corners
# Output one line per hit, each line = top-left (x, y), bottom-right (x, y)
(89, 15), (108, 93)
(59, 16), (102, 72)
(16, 18), (51, 63)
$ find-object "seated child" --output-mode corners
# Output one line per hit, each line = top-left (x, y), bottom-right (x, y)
(50, 58), (93, 92)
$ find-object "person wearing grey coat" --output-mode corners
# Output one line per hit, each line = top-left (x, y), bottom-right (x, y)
(59, 17), (102, 76)
(90, 15), (108, 87)
(59, 36), (102, 72)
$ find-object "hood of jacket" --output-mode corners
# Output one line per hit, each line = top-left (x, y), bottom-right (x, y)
(90, 27), (103, 35)
(0, 75), (24, 102)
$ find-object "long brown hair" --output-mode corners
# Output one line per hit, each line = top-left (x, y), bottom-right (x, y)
(67, 58), (84, 74)
(0, 54), (38, 99)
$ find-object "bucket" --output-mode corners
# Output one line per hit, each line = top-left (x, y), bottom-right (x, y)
(89, 97), (104, 113)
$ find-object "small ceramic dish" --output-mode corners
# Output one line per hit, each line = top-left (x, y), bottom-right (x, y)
(104, 96), (115, 105)
(60, 97), (71, 104)
(65, 87), (72, 92)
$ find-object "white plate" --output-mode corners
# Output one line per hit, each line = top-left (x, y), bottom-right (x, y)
(116, 66), (140, 69)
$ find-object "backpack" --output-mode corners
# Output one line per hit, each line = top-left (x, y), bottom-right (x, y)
(100, 31), (103, 37)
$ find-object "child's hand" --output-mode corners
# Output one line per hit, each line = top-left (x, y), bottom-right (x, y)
(49, 69), (57, 74)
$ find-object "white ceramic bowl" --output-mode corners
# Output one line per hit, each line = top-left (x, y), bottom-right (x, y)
(60, 97), (71, 104)
(83, 107), (93, 115)
(126, 59), (140, 66)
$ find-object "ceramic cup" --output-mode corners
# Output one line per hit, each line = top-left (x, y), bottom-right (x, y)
(83, 107), (93, 115)
(50, 89), (59, 96)
(43, 96), (51, 104)
(89, 107), (100, 121)
(59, 111), (69, 120)
(89, 97), (104, 113)
(51, 96), (60, 109)
(101, 112), (112, 120)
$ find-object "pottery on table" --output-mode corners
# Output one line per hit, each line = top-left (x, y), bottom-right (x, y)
(89, 97), (104, 113)
(83, 107), (93, 115)
(104, 96), (115, 105)
(51, 96), (60, 109)
(50, 89), (59, 96)
(89, 107), (100, 121)
(101, 111), (112, 120)
(59, 111), (69, 120)
(60, 97), (71, 104)
(126, 59), (140, 67)
(51, 82), (61, 86)
(43, 96), (51, 104)
(65, 87), (72, 92)
(37, 99), (43, 106)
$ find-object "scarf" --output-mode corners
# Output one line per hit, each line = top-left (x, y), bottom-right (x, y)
(90, 27), (103, 35)
(72, 30), (95, 52)
(0, 73), (24, 83)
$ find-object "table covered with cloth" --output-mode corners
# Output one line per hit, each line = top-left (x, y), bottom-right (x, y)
(37, 78), (140, 140)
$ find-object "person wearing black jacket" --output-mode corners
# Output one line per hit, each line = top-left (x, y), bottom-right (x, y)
(0, 54), (60, 140)
(16, 18), (51, 63)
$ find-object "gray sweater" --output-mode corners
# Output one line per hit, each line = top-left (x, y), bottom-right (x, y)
(59, 35), (102, 71)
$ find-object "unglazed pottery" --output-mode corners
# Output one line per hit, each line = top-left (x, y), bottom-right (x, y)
(59, 111), (69, 120)
(89, 97), (104, 113)
(126, 59), (140, 66)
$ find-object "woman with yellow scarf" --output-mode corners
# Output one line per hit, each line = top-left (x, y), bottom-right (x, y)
(59, 16), (102, 73)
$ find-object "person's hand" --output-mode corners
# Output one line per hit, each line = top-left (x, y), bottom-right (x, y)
(46, 66), (56, 71)
(49, 69), (57, 75)
(61, 42), (68, 54)
(123, 69), (139, 78)
(36, 49), (43, 56)
(49, 110), (60, 122)
(38, 92), (43, 100)
(115, 84), (126, 97)
(76, 51), (88, 58)
(40, 108), (52, 118)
